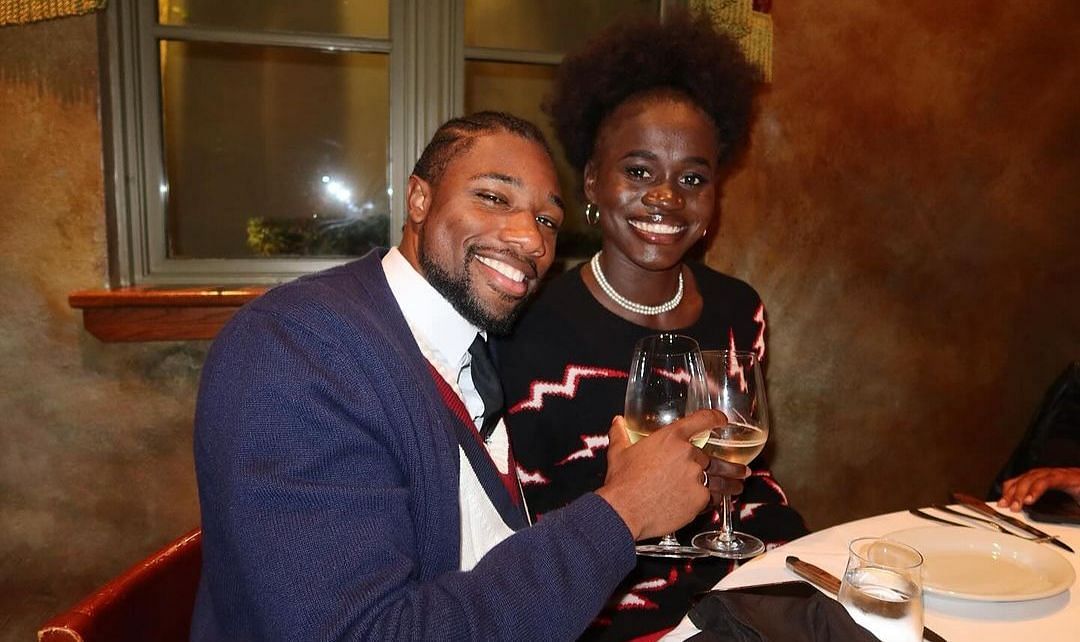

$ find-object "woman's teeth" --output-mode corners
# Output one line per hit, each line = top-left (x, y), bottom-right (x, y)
(629, 220), (686, 235)
(476, 255), (526, 282)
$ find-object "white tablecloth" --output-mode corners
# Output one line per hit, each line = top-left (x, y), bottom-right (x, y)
(661, 506), (1079, 641)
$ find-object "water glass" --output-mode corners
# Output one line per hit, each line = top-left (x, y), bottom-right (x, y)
(838, 537), (924, 642)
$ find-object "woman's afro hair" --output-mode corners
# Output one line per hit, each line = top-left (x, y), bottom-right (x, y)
(545, 9), (760, 173)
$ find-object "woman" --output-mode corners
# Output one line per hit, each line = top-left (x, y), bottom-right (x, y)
(498, 11), (807, 641)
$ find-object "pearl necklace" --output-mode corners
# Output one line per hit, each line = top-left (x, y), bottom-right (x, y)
(590, 252), (684, 316)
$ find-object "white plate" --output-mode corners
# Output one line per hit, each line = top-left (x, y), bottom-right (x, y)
(884, 526), (1075, 601)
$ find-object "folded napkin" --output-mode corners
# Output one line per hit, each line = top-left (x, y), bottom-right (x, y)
(687, 582), (881, 642)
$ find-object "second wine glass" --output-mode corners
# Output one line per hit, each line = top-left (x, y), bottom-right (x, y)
(692, 350), (770, 559)
(624, 333), (711, 559)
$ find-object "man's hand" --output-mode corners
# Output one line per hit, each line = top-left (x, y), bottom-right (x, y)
(998, 467), (1080, 512)
(596, 410), (748, 540)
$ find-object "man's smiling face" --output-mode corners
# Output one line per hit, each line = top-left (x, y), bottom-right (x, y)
(404, 131), (564, 334)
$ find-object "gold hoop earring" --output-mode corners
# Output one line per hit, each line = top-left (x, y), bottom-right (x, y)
(585, 202), (600, 225)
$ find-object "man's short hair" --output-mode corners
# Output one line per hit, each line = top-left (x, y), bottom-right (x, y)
(411, 111), (553, 186)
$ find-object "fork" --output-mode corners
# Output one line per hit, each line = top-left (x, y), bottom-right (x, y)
(930, 504), (1017, 533)
(909, 507), (1052, 542)
(909, 508), (981, 530)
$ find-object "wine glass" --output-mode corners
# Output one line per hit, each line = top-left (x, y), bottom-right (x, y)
(838, 538), (924, 642)
(624, 333), (711, 558)
(691, 350), (769, 558)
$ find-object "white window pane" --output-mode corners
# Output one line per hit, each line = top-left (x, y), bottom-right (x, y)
(465, 0), (659, 52)
(159, 0), (389, 39)
(160, 41), (390, 259)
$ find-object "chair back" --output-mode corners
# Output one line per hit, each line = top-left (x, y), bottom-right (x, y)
(38, 528), (202, 642)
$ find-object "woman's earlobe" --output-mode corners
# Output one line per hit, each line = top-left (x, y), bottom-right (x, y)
(583, 162), (598, 203)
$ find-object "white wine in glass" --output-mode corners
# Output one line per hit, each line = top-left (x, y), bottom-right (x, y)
(692, 350), (769, 559)
(699, 422), (767, 465)
(624, 333), (710, 559)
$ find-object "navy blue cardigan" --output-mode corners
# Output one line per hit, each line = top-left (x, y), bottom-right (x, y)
(190, 250), (636, 641)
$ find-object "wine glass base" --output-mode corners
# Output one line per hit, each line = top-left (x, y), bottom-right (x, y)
(692, 531), (765, 560)
(635, 543), (710, 559)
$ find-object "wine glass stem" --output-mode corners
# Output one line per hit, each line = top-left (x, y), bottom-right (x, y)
(719, 494), (736, 543)
(657, 533), (680, 548)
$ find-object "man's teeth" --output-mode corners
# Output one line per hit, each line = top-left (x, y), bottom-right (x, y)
(629, 220), (685, 235)
(476, 255), (526, 282)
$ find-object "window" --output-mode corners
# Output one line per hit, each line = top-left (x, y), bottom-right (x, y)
(102, 1), (670, 286)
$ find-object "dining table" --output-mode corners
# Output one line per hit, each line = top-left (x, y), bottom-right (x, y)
(661, 504), (1079, 641)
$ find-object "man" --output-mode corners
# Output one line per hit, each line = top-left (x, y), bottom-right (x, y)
(191, 112), (742, 641)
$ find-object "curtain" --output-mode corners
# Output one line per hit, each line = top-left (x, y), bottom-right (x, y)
(691, 0), (774, 83)
(0, 0), (106, 27)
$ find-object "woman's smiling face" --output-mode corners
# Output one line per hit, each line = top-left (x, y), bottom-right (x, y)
(585, 91), (721, 273)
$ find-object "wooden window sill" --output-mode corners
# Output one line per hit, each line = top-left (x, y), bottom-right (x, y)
(69, 287), (268, 342)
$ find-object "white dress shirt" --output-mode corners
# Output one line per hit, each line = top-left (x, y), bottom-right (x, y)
(382, 247), (515, 571)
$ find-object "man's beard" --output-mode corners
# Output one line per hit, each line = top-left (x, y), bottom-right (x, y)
(419, 244), (529, 336)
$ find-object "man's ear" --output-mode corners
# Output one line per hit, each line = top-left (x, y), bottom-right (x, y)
(406, 175), (432, 225)
(583, 161), (597, 204)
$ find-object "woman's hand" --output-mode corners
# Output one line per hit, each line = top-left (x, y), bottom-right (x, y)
(704, 456), (749, 507)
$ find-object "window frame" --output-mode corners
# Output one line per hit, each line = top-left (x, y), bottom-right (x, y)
(100, 0), (677, 286)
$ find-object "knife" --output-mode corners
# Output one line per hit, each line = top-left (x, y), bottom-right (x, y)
(785, 556), (949, 642)
(785, 554), (842, 594)
(952, 492), (1074, 553)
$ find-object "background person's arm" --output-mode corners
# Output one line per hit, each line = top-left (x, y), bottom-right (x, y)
(998, 467), (1080, 512)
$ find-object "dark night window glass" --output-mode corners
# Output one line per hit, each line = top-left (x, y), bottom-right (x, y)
(160, 42), (390, 259)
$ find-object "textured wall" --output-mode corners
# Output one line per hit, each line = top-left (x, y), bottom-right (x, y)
(0, 16), (204, 641)
(0, 2), (1078, 637)
(711, 0), (1080, 529)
